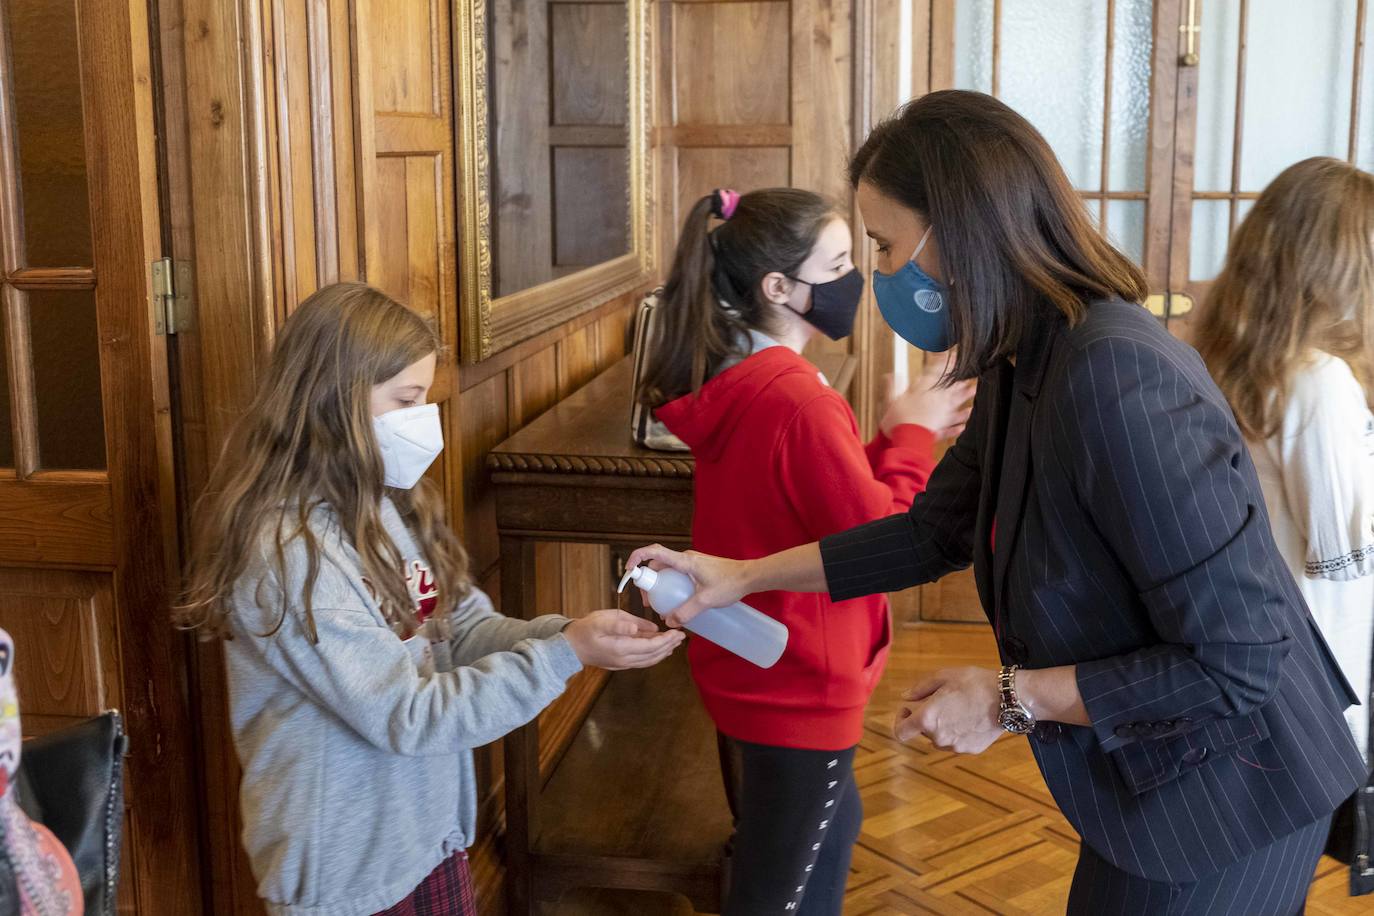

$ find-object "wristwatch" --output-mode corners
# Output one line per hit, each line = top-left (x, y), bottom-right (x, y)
(998, 665), (1036, 735)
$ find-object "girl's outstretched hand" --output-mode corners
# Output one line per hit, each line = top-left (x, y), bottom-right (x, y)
(622, 544), (754, 629)
(563, 609), (684, 670)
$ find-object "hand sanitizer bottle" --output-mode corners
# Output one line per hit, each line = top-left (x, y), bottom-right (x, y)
(617, 565), (788, 669)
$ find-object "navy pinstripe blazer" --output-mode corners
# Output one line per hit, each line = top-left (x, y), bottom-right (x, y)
(821, 299), (1367, 882)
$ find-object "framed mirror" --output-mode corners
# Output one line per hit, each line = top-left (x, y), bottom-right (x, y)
(455, 0), (652, 362)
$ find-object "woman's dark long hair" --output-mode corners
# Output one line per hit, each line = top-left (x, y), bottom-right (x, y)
(636, 188), (835, 408)
(850, 90), (1149, 380)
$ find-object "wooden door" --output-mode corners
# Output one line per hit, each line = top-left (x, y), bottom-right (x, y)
(0, 0), (201, 912)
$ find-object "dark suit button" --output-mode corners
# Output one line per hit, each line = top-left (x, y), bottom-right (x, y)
(1114, 724), (1134, 739)
(1001, 636), (1029, 665)
(1177, 717), (1194, 727)
(1035, 723), (1063, 744)
(1181, 747), (1209, 766)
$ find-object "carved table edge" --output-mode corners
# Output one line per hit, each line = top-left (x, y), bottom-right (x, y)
(486, 452), (695, 478)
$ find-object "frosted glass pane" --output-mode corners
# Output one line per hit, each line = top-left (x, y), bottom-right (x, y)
(1105, 200), (1145, 264)
(1107, 0), (1153, 191)
(4, 0), (93, 267)
(30, 289), (105, 469)
(1239, 0), (1355, 191)
(1190, 200), (1231, 282)
(1237, 197), (1256, 223)
(1360, 7), (1374, 172)
(1193, 0), (1241, 191)
(999, 0), (1107, 190)
(953, 0), (994, 95)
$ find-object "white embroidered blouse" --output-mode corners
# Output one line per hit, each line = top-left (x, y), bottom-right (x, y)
(1249, 351), (1374, 757)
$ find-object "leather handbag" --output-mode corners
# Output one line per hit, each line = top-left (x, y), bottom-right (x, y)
(15, 711), (127, 916)
(628, 289), (689, 453)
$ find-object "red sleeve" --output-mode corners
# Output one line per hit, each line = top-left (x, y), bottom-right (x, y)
(867, 423), (937, 510)
(778, 393), (937, 542)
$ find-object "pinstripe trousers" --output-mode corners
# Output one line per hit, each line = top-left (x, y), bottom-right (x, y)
(1066, 814), (1332, 915)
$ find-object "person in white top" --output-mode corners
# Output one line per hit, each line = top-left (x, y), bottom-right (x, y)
(1195, 156), (1374, 758)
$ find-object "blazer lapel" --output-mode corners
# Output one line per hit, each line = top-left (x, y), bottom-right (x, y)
(992, 311), (1065, 614)
(972, 364), (1008, 616)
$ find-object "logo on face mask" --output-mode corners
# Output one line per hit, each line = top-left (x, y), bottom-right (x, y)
(872, 226), (953, 352)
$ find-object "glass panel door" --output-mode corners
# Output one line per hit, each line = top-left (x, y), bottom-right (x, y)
(1180, 0), (1373, 307)
(949, 0), (1161, 281)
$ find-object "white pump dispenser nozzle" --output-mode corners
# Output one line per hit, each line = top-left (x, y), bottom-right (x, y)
(617, 564), (788, 669)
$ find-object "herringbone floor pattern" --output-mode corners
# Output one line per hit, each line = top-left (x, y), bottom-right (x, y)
(549, 623), (1369, 914)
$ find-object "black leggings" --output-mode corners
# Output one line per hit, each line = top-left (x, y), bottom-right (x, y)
(718, 734), (862, 916)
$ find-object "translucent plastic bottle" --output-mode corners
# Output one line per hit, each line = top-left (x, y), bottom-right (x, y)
(617, 565), (788, 669)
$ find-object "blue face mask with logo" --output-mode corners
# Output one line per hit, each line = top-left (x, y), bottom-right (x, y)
(871, 226), (953, 352)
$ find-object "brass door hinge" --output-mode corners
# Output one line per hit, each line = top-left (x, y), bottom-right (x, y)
(1144, 292), (1194, 320)
(151, 258), (193, 335)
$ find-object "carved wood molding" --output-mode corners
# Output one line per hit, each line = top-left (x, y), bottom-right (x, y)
(487, 451), (694, 478)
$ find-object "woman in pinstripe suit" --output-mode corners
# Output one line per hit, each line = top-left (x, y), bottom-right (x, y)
(628, 91), (1367, 914)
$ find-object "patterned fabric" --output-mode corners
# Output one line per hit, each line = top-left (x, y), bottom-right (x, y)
(371, 851), (475, 916)
(0, 628), (83, 916)
(820, 300), (1368, 886)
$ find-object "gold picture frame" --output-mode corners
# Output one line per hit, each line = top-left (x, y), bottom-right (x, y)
(454, 0), (654, 363)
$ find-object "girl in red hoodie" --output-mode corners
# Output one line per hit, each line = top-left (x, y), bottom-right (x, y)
(636, 188), (973, 915)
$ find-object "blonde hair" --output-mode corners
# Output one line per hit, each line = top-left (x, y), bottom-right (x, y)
(1195, 157), (1374, 440)
(178, 282), (470, 640)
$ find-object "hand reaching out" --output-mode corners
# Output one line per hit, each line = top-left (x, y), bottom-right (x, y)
(563, 609), (685, 670)
(880, 351), (976, 440)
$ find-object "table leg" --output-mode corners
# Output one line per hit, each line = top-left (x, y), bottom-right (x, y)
(502, 535), (541, 915)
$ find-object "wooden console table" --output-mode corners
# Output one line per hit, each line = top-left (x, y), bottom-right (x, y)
(489, 352), (856, 915)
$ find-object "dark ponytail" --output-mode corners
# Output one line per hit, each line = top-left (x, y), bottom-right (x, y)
(637, 187), (835, 408)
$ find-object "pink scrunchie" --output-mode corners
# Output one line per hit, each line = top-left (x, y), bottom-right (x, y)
(711, 188), (740, 221)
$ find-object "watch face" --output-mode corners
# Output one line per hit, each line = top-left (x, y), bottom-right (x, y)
(999, 707), (1035, 735)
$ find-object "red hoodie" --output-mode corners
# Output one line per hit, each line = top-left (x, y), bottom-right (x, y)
(656, 346), (936, 750)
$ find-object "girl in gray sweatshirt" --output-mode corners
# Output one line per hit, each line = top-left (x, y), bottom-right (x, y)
(179, 283), (683, 915)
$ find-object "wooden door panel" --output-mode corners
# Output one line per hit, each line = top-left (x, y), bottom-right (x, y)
(0, 567), (120, 734)
(0, 477), (113, 567)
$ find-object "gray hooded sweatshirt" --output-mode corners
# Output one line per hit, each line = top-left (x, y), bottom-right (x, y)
(224, 500), (581, 915)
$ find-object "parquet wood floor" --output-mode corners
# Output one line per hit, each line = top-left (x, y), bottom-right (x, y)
(545, 623), (1370, 914)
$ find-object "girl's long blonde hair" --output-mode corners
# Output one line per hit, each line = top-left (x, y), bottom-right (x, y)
(178, 282), (470, 641)
(1195, 157), (1374, 440)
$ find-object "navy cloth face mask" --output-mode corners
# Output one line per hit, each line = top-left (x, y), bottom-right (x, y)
(789, 268), (865, 340)
(872, 226), (954, 352)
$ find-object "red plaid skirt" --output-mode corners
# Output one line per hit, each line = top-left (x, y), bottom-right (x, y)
(372, 850), (476, 916)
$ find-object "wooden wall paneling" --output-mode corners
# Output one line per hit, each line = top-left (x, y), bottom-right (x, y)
(491, 0), (553, 296)
(269, 0), (319, 301)
(460, 372), (510, 580)
(553, 148), (631, 273)
(673, 2), (791, 126)
(792, 0), (855, 374)
(328, 0), (359, 279)
(547, 2), (631, 279)
(353, 0), (461, 516)
(675, 147), (792, 214)
(555, 322), (611, 622)
(159, 0), (277, 906)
